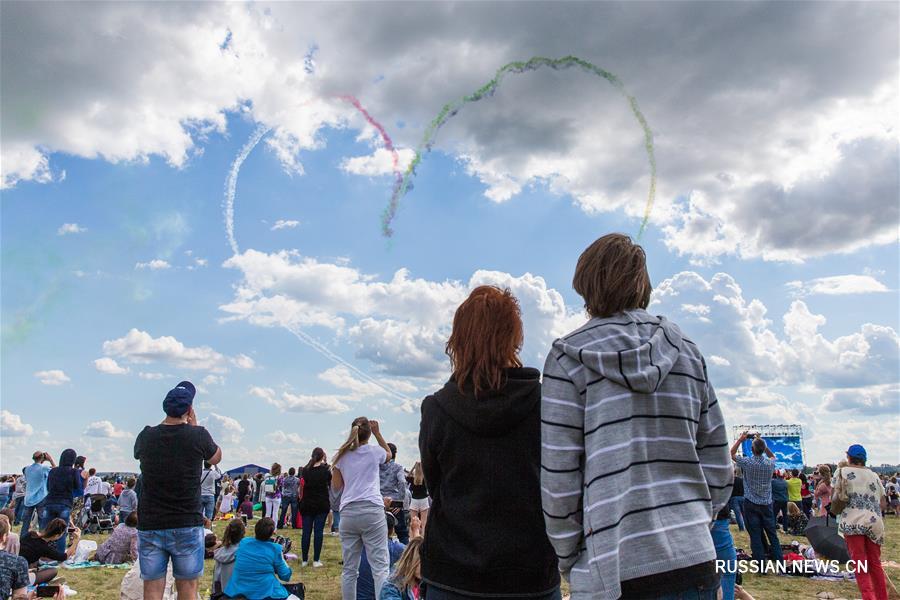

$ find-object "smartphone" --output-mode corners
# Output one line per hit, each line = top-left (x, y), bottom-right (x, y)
(67, 527), (76, 534)
(37, 586), (60, 597)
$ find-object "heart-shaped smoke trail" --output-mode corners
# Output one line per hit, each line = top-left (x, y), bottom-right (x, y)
(381, 55), (657, 239)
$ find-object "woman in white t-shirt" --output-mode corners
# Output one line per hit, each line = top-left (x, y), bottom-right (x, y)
(331, 417), (392, 600)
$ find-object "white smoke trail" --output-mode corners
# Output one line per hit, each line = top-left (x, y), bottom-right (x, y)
(224, 124), (271, 255)
(224, 118), (417, 409)
(284, 324), (414, 404)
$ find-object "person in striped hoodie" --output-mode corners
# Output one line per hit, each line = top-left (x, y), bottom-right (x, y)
(541, 233), (733, 600)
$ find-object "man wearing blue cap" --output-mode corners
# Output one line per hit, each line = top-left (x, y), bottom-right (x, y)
(134, 381), (222, 600)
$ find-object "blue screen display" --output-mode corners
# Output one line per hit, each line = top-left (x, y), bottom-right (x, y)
(741, 436), (803, 469)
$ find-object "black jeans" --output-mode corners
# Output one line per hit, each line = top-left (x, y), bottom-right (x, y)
(744, 500), (783, 563)
(279, 496), (299, 528)
(771, 500), (788, 532)
(301, 512), (328, 562)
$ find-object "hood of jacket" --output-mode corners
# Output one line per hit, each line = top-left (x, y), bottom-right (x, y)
(432, 367), (541, 437)
(552, 309), (686, 393)
(214, 543), (239, 564)
(59, 449), (77, 468)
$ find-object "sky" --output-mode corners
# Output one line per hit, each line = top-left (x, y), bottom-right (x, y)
(1, 1), (898, 472)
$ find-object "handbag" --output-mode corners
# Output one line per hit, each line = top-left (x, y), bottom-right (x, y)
(830, 468), (849, 514)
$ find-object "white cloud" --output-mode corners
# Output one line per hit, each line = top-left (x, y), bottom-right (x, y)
(339, 147), (415, 177)
(135, 259), (171, 270)
(823, 384), (899, 416)
(249, 385), (351, 414)
(783, 301), (900, 389)
(34, 369), (70, 386)
(708, 355), (731, 367)
(808, 417), (900, 465)
(787, 274), (890, 297)
(202, 412), (245, 444)
(93, 357), (129, 375)
(84, 420), (132, 439)
(270, 430), (306, 445)
(102, 328), (239, 373)
(57, 223), (87, 235)
(138, 371), (168, 380)
(203, 374), (225, 386)
(271, 219), (300, 231)
(222, 250), (582, 382)
(1, 410), (34, 437)
(5, 3), (895, 260)
(650, 271), (900, 391)
(231, 354), (256, 370)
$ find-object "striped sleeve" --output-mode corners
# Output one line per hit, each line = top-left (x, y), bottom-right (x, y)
(541, 352), (585, 573)
(696, 378), (732, 516)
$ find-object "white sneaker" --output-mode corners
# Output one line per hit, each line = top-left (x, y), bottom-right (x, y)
(313, 561), (324, 568)
(301, 561), (308, 567)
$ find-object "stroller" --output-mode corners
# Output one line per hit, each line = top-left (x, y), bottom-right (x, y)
(77, 493), (115, 534)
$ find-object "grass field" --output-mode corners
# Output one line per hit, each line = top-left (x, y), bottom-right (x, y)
(54, 517), (900, 599)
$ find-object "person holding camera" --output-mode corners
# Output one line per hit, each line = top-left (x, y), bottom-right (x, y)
(731, 432), (783, 566)
(224, 517), (303, 600)
(134, 381), (222, 600)
(20, 451), (55, 536)
(19, 518), (81, 586)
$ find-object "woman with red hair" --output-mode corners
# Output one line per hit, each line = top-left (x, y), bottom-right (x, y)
(418, 285), (560, 599)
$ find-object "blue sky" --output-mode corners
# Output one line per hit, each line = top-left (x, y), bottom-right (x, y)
(1, 2), (898, 471)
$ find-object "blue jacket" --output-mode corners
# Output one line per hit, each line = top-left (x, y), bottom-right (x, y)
(224, 538), (292, 600)
(379, 580), (416, 600)
(772, 478), (789, 503)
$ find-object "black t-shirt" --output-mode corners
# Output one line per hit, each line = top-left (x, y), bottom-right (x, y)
(133, 424), (218, 531)
(299, 464), (332, 516)
(20, 532), (67, 564)
(410, 482), (428, 499)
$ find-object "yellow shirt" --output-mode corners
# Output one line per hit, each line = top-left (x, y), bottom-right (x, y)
(786, 477), (802, 502)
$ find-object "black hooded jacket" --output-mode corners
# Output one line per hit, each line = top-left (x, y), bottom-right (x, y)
(46, 449), (81, 507)
(419, 367), (560, 596)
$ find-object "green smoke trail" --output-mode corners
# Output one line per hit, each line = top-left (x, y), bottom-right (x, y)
(382, 55), (656, 239)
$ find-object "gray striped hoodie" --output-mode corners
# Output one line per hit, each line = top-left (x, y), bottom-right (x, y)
(541, 309), (732, 600)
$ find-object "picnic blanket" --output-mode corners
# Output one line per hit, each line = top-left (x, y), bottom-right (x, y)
(62, 560), (133, 570)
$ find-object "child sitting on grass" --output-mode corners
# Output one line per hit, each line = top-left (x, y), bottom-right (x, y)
(380, 537), (423, 600)
(212, 517), (245, 597)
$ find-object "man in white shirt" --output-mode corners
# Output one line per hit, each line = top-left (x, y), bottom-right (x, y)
(199, 463), (223, 521)
(84, 469), (104, 495)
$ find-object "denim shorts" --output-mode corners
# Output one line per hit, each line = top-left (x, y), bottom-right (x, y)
(137, 526), (205, 581)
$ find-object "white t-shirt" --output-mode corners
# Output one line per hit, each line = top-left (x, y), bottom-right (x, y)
(335, 444), (388, 510)
(84, 475), (104, 495)
(200, 467), (222, 496)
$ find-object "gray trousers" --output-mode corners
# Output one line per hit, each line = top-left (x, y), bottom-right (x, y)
(339, 500), (389, 600)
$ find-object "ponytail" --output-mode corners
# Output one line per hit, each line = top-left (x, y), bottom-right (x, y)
(332, 417), (372, 466)
(305, 447), (327, 472)
(412, 462), (424, 486)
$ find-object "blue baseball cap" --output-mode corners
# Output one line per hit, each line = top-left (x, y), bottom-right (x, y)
(847, 444), (867, 461)
(163, 380), (196, 417)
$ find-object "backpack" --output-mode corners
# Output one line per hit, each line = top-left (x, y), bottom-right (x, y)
(830, 468), (850, 514)
(264, 476), (277, 494)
